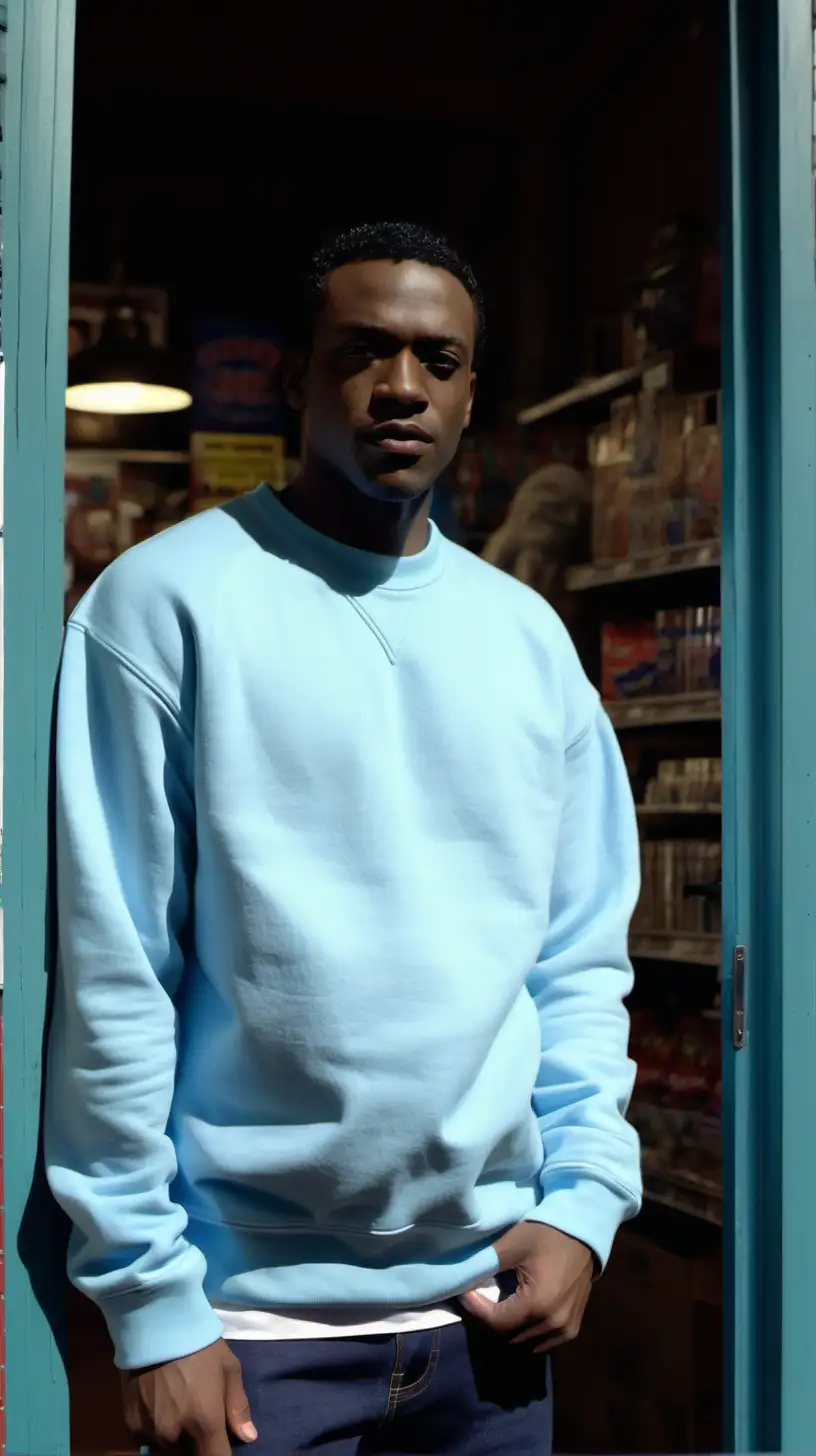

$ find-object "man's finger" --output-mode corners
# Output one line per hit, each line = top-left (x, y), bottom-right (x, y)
(534, 1334), (570, 1355)
(460, 1285), (537, 1334)
(195, 1418), (233, 1456)
(533, 1318), (582, 1355)
(510, 1319), (556, 1346)
(225, 1363), (257, 1444)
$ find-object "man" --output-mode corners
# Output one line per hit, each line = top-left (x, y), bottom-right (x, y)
(47, 222), (641, 1455)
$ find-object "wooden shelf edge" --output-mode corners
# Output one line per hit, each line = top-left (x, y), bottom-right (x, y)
(636, 803), (722, 816)
(66, 448), (190, 465)
(517, 357), (673, 425)
(606, 693), (722, 729)
(642, 1171), (723, 1226)
(567, 540), (721, 591)
(630, 933), (722, 967)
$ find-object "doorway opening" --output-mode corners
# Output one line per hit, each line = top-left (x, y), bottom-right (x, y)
(61, 4), (723, 1452)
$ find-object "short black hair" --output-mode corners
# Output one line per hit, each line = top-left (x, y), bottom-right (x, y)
(297, 221), (485, 358)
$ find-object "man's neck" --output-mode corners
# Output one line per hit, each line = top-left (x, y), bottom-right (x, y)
(281, 460), (432, 558)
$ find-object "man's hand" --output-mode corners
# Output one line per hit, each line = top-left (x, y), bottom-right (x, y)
(121, 1338), (257, 1456)
(460, 1222), (594, 1354)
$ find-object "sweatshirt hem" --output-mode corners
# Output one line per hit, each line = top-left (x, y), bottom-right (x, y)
(526, 1169), (642, 1270)
(99, 1278), (225, 1371)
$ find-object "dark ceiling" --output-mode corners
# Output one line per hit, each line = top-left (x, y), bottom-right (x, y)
(73, 0), (613, 119)
(69, 0), (684, 418)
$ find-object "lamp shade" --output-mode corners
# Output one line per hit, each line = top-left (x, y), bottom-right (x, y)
(66, 301), (192, 415)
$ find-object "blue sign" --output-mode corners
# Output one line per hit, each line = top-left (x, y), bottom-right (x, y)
(191, 319), (283, 434)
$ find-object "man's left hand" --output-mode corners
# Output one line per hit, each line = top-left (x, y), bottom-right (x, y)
(460, 1223), (594, 1353)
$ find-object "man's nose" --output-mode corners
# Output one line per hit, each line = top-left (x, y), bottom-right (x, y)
(372, 348), (427, 406)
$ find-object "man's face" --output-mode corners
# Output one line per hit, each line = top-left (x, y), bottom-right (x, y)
(296, 258), (477, 503)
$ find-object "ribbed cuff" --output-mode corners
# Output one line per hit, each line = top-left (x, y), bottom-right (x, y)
(101, 1279), (224, 1370)
(525, 1171), (641, 1271)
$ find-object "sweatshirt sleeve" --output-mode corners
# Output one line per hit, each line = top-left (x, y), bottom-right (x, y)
(45, 622), (223, 1369)
(525, 706), (642, 1269)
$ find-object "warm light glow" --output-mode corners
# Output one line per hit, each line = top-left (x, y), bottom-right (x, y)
(65, 381), (193, 415)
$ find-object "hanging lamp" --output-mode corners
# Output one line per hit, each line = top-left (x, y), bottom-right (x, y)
(66, 298), (192, 415)
(66, 222), (192, 414)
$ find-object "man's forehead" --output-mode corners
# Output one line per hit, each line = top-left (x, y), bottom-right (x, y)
(322, 258), (476, 341)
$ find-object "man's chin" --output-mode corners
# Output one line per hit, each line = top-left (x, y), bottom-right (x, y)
(356, 465), (433, 505)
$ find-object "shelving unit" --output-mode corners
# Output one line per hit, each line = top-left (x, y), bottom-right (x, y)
(65, 448), (191, 467)
(642, 1169), (722, 1226)
(567, 540), (720, 592)
(64, 447), (192, 620)
(637, 803), (721, 818)
(630, 933), (721, 968)
(516, 356), (671, 426)
(606, 693), (721, 729)
(556, 366), (723, 1243)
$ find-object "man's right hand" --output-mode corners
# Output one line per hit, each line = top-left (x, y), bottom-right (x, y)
(121, 1338), (257, 1455)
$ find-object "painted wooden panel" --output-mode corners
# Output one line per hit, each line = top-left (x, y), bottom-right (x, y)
(2, 2), (75, 1453)
(723, 0), (816, 1449)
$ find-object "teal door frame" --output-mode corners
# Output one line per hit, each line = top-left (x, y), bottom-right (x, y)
(722, 0), (816, 1448)
(4, 0), (816, 1452)
(2, 2), (76, 1454)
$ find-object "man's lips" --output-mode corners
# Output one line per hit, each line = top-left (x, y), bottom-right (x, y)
(359, 423), (434, 455)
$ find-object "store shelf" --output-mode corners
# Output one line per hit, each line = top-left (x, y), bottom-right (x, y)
(566, 540), (720, 592)
(642, 1169), (722, 1226)
(66, 449), (190, 465)
(630, 932), (721, 967)
(517, 357), (671, 426)
(606, 693), (721, 729)
(637, 803), (722, 818)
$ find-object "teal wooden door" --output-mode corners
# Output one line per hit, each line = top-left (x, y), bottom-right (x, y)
(722, 0), (816, 1447)
(7, 0), (816, 1451)
(3, 1), (76, 1453)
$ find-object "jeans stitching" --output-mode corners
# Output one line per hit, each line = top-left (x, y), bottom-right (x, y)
(394, 1340), (440, 1404)
(383, 1335), (405, 1422)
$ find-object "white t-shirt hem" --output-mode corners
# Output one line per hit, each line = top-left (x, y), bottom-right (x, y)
(214, 1280), (500, 1341)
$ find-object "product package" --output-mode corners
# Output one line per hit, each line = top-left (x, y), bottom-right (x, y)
(654, 605), (720, 695)
(601, 622), (658, 700)
(642, 758), (723, 808)
(633, 839), (722, 936)
(590, 397), (636, 562)
(683, 393), (722, 542)
(589, 385), (721, 561)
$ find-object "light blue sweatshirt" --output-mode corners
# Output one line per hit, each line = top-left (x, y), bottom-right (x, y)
(46, 483), (642, 1372)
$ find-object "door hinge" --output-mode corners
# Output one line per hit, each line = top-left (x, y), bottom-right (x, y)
(732, 944), (747, 1049)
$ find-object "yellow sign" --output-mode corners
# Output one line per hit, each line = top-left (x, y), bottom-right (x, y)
(191, 432), (285, 503)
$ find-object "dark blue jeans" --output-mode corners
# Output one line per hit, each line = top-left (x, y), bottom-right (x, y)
(229, 1320), (552, 1454)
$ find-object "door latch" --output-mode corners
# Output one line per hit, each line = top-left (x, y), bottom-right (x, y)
(732, 944), (746, 1049)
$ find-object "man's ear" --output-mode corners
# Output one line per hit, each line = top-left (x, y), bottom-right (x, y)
(282, 350), (307, 411)
(464, 371), (476, 431)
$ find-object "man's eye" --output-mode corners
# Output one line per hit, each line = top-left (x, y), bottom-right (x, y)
(428, 356), (459, 378)
(344, 342), (376, 359)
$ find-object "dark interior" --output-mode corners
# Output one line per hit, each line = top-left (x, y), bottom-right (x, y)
(66, 4), (722, 1452)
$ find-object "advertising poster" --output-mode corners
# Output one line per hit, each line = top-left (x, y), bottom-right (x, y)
(190, 320), (285, 509)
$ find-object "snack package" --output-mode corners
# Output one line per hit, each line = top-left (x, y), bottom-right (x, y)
(601, 622), (658, 700)
(65, 470), (120, 574)
(590, 399), (635, 562)
(592, 465), (632, 562)
(631, 389), (661, 479)
(655, 609), (685, 694)
(629, 477), (665, 555)
(683, 394), (722, 542)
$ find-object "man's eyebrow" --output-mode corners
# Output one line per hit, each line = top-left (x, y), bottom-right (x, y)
(334, 322), (470, 352)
